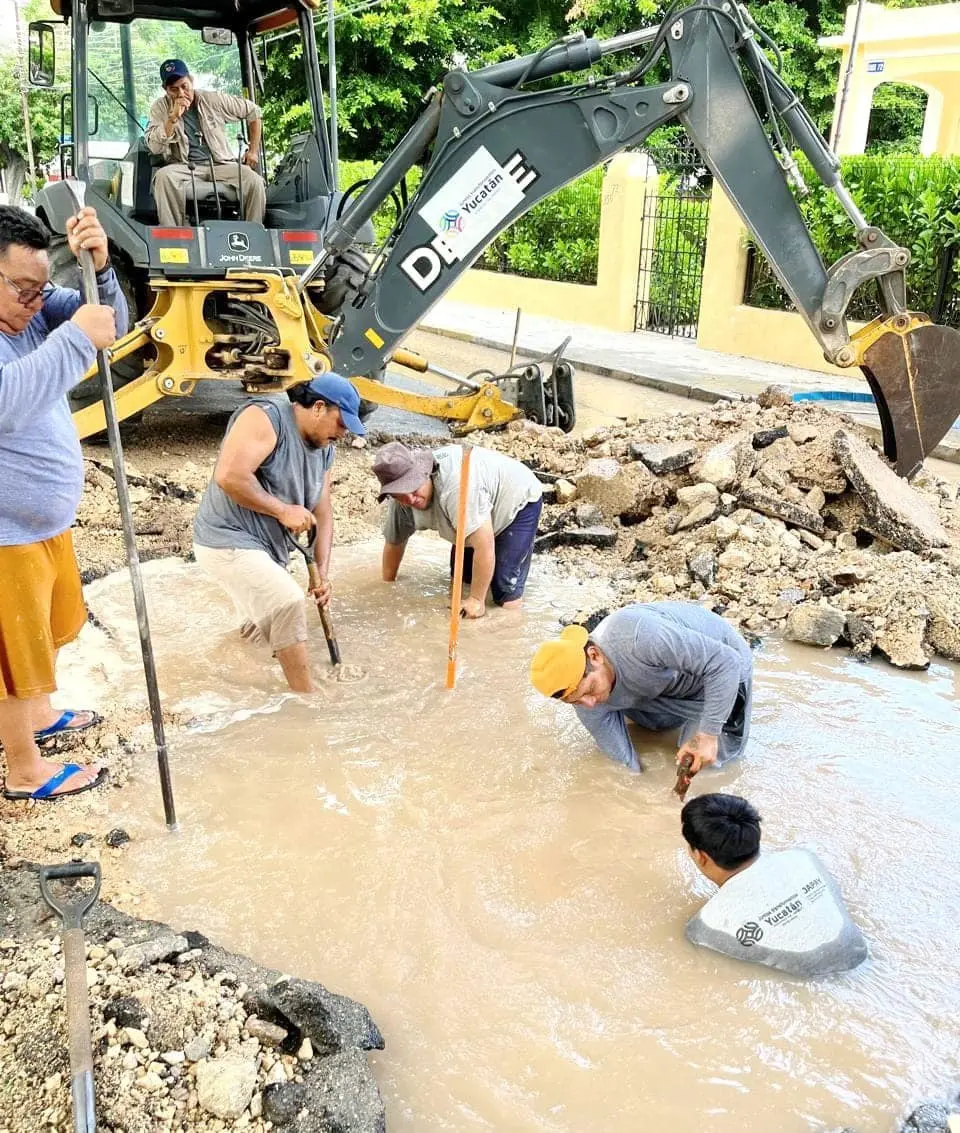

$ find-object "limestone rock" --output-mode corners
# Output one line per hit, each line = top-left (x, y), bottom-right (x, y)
(630, 440), (697, 474)
(693, 434), (754, 491)
(876, 618), (930, 670)
(244, 1015), (289, 1047)
(695, 454), (737, 491)
(118, 933), (189, 974)
(555, 478), (577, 504)
(785, 602), (845, 647)
(574, 502), (604, 528)
(738, 486), (825, 535)
(718, 545), (754, 571)
(927, 591), (960, 661)
(687, 551), (717, 588)
(184, 1035), (211, 1062)
(676, 483), (719, 511)
(805, 486), (826, 513)
(713, 516), (739, 543)
(196, 1054), (258, 1120)
(799, 529), (825, 550)
(787, 422), (819, 444)
(834, 430), (950, 553)
(574, 458), (662, 522)
(677, 500), (718, 531)
(758, 384), (792, 408)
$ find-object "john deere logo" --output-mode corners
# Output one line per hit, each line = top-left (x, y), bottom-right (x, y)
(228, 232), (249, 252)
(736, 922), (764, 947)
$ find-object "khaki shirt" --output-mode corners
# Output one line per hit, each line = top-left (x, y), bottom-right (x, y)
(145, 89), (262, 166)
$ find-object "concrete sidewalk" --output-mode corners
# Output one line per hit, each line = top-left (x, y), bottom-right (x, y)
(421, 299), (960, 461)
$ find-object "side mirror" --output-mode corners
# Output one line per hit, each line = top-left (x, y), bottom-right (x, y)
(202, 27), (233, 46)
(28, 22), (56, 88)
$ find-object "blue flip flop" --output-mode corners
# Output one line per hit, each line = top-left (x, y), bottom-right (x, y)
(3, 764), (109, 802)
(34, 709), (103, 744)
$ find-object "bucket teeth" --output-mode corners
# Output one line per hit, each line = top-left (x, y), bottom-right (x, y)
(860, 321), (960, 477)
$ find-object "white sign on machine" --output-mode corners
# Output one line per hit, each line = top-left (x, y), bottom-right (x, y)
(401, 145), (539, 292)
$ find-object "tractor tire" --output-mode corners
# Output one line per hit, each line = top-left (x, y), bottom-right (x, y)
(47, 238), (148, 430)
(313, 249), (384, 420)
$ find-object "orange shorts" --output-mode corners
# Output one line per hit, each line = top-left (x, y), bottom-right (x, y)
(0, 530), (86, 700)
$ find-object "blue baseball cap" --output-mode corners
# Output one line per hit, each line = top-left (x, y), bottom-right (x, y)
(160, 59), (190, 86)
(306, 372), (365, 435)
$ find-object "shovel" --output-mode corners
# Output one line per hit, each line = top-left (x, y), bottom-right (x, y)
(39, 862), (102, 1133)
(285, 527), (341, 665)
(64, 180), (177, 831)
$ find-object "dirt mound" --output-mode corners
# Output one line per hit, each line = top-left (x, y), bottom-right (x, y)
(475, 392), (960, 669)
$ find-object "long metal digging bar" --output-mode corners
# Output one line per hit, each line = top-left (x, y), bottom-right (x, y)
(39, 862), (103, 1133)
(65, 181), (178, 831)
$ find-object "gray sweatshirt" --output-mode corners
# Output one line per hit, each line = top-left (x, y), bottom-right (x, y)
(0, 268), (128, 546)
(576, 602), (753, 771)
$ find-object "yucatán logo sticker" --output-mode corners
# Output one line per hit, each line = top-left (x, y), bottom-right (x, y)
(736, 922), (764, 947)
(401, 147), (539, 292)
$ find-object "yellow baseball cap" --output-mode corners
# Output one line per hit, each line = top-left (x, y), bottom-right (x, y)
(530, 624), (589, 698)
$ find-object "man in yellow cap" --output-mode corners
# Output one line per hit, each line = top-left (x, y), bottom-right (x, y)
(530, 602), (753, 774)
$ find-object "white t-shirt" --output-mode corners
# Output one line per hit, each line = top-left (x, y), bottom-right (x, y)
(383, 445), (542, 544)
(685, 849), (868, 978)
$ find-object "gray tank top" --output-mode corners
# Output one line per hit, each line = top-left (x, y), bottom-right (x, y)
(193, 396), (334, 566)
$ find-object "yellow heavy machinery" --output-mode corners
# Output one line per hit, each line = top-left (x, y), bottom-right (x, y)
(29, 0), (960, 474)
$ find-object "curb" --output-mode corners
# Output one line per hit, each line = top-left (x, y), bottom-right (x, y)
(419, 322), (960, 467)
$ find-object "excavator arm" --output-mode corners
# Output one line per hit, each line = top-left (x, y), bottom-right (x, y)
(311, 0), (960, 476)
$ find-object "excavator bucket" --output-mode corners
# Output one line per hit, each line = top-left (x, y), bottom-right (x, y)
(854, 316), (960, 478)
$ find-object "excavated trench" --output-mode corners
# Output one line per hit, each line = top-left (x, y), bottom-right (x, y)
(58, 540), (960, 1132)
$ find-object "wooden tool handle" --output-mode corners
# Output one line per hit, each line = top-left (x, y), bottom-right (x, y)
(446, 446), (472, 690)
(307, 562), (341, 665)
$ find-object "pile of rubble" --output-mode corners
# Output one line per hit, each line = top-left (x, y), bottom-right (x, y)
(0, 865), (385, 1133)
(484, 389), (960, 669)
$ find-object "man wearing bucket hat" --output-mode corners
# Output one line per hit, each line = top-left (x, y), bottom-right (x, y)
(146, 59), (266, 226)
(193, 375), (364, 693)
(529, 603), (753, 774)
(373, 441), (543, 617)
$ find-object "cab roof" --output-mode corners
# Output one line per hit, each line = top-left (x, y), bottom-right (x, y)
(51, 1), (320, 33)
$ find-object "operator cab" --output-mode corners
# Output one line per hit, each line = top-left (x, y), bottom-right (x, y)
(28, 0), (371, 294)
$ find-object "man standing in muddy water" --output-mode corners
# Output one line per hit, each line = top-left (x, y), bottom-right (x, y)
(374, 441), (543, 617)
(529, 602), (753, 773)
(193, 375), (364, 694)
(0, 205), (126, 801)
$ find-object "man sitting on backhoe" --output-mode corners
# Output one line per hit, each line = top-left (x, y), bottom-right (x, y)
(145, 59), (266, 228)
(192, 375), (364, 694)
(374, 441), (543, 617)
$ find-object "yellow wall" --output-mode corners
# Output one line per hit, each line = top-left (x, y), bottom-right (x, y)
(697, 189), (867, 377)
(447, 153), (655, 333)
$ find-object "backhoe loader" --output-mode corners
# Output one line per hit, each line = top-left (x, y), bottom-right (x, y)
(28, 0), (960, 476)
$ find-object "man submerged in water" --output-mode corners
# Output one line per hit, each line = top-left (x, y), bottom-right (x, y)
(681, 793), (868, 978)
(529, 602), (753, 774)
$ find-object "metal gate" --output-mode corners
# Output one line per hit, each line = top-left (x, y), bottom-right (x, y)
(634, 143), (712, 338)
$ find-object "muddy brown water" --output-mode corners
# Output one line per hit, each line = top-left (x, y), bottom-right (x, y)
(59, 541), (960, 1132)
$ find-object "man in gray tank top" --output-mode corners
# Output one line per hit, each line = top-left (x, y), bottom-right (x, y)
(193, 374), (364, 692)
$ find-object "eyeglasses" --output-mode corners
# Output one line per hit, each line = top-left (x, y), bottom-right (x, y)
(0, 270), (55, 307)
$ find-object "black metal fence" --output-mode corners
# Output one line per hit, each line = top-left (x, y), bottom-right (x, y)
(634, 140), (712, 337)
(744, 240), (960, 330)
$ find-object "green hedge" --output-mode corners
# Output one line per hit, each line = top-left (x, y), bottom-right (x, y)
(477, 167), (604, 284)
(745, 154), (960, 318)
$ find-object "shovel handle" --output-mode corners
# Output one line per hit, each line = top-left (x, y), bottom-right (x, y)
(63, 927), (96, 1132)
(307, 561), (341, 666)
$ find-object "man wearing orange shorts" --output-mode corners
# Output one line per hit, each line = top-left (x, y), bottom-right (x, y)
(0, 205), (126, 800)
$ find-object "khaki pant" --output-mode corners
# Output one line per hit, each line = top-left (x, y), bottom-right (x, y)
(193, 544), (306, 653)
(153, 162), (266, 226)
